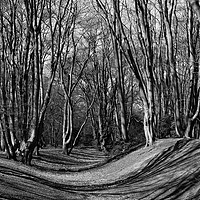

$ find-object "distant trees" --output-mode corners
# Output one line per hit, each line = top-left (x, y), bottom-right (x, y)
(79, 7), (138, 150)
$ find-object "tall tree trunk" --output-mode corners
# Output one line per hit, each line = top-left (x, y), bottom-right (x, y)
(22, 0), (44, 165)
(134, 0), (156, 145)
(185, 4), (200, 138)
(113, 1), (128, 142)
(160, 0), (182, 137)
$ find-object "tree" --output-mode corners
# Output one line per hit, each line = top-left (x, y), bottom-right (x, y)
(0, 0), (21, 159)
(184, 0), (200, 137)
(112, 1), (129, 142)
(158, 0), (184, 136)
(24, 0), (78, 164)
(96, 0), (156, 146)
(59, 1), (94, 154)
(0, 0), (77, 164)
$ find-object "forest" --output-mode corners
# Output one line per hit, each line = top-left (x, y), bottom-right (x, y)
(1, 0), (200, 199)
(0, 0), (200, 200)
(1, 0), (200, 163)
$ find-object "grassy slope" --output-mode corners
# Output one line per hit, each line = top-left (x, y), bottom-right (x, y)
(0, 138), (200, 200)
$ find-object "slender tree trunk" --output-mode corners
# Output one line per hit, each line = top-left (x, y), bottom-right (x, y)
(0, 122), (5, 151)
(98, 104), (107, 151)
(117, 83), (128, 141)
(62, 100), (68, 153)
(135, 0), (156, 145)
(114, 104), (121, 141)
(62, 99), (73, 154)
(112, 1), (128, 142)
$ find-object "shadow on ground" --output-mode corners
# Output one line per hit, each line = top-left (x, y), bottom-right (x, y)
(0, 138), (200, 200)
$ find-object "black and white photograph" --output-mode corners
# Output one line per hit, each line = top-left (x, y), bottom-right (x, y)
(0, 0), (200, 199)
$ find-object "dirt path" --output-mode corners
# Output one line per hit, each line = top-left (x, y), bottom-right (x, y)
(0, 138), (200, 199)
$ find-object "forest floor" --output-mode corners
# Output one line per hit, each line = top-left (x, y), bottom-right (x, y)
(0, 138), (200, 200)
